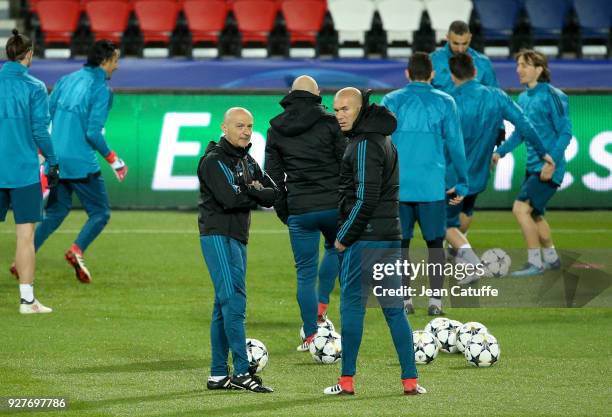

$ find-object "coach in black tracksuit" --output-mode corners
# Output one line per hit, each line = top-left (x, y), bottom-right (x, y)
(198, 107), (276, 393)
(265, 76), (346, 348)
(324, 89), (421, 396)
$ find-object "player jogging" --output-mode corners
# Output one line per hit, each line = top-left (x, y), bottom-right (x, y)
(445, 53), (553, 283)
(17, 40), (127, 284)
(493, 50), (571, 277)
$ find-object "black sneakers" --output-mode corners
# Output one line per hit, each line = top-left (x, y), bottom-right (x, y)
(230, 373), (273, 393)
(207, 376), (233, 390)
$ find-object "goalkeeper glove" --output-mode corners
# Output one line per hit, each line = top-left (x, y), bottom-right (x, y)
(105, 151), (128, 182)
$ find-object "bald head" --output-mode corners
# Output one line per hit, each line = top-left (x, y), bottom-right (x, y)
(333, 87), (362, 132)
(291, 75), (319, 95)
(223, 107), (252, 123)
(222, 107), (253, 148)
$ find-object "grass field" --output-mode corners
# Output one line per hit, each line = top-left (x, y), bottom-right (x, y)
(1, 210), (611, 417)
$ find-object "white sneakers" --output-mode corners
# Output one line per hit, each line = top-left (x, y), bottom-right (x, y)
(20, 299), (53, 314)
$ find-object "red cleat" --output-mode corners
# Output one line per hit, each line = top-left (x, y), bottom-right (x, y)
(64, 246), (92, 284)
(323, 376), (355, 395)
(402, 378), (427, 395)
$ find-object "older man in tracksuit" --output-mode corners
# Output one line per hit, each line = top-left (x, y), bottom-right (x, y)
(265, 75), (345, 351)
(323, 88), (424, 396)
(199, 107), (278, 393)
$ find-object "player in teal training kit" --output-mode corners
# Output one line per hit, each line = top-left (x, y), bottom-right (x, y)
(381, 52), (468, 316)
(493, 50), (571, 277)
(28, 40), (127, 284)
(444, 53), (554, 283)
(323, 88), (424, 396)
(0, 30), (59, 313)
(430, 20), (498, 94)
(431, 20), (506, 148)
(198, 107), (277, 393)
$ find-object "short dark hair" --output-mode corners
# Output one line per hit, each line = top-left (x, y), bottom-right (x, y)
(85, 40), (117, 67)
(449, 53), (475, 80)
(6, 29), (32, 61)
(448, 20), (470, 36)
(407, 52), (433, 81)
(515, 49), (551, 83)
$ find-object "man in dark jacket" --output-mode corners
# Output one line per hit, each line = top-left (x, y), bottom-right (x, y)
(198, 107), (277, 393)
(323, 88), (424, 396)
(265, 75), (346, 352)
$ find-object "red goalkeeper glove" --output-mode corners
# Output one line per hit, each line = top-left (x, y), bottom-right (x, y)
(105, 151), (128, 182)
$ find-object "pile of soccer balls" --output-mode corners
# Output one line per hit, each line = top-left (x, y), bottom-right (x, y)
(301, 319), (342, 364)
(413, 318), (500, 367)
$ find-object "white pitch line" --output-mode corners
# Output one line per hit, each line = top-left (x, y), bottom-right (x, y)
(0, 229), (611, 235)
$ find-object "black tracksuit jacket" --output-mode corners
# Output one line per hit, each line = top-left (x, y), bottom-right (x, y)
(336, 94), (402, 246)
(265, 91), (346, 222)
(197, 137), (278, 244)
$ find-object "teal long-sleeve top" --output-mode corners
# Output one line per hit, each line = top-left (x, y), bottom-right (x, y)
(430, 44), (499, 94)
(0, 61), (56, 188)
(50, 66), (113, 179)
(447, 79), (548, 195)
(381, 82), (468, 202)
(496, 82), (572, 186)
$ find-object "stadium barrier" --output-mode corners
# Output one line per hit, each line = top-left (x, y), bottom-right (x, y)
(99, 90), (612, 209)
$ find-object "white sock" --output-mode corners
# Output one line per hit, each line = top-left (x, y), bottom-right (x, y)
(528, 249), (543, 268)
(457, 244), (481, 266)
(208, 375), (227, 382)
(429, 297), (442, 308)
(19, 284), (34, 303)
(542, 246), (559, 264)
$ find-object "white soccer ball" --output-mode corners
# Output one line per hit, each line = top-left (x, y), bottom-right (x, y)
(433, 319), (463, 353)
(309, 328), (342, 364)
(424, 317), (450, 336)
(464, 332), (500, 367)
(481, 248), (511, 277)
(455, 322), (488, 353)
(300, 318), (335, 341)
(413, 330), (440, 364)
(246, 338), (268, 374)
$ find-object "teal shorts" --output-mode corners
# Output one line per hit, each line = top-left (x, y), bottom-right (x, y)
(446, 193), (478, 228)
(517, 172), (559, 216)
(0, 182), (43, 224)
(399, 200), (446, 241)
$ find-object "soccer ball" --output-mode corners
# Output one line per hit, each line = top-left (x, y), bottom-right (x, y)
(309, 328), (342, 364)
(481, 248), (511, 277)
(424, 317), (450, 336)
(246, 338), (269, 374)
(455, 322), (488, 353)
(300, 318), (335, 341)
(464, 333), (500, 367)
(413, 330), (440, 364)
(434, 319), (463, 353)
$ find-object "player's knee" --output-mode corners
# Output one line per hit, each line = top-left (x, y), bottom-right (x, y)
(92, 209), (111, 227)
(512, 201), (530, 218)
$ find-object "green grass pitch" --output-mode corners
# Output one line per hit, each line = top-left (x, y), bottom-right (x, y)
(1, 210), (611, 417)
